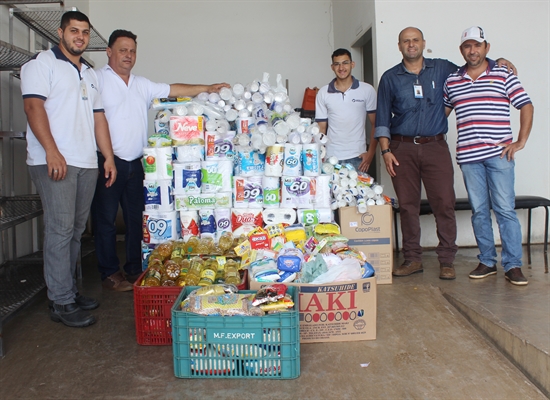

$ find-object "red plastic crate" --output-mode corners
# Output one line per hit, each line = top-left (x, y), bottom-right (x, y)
(134, 269), (249, 345)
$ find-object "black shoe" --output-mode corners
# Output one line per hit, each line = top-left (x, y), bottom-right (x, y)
(75, 293), (100, 310)
(50, 303), (96, 327)
(469, 263), (497, 279)
(505, 268), (528, 286)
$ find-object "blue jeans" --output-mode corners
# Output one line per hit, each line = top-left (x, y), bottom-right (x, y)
(460, 156), (522, 271)
(339, 156), (362, 172)
(91, 154), (144, 280)
(29, 165), (98, 305)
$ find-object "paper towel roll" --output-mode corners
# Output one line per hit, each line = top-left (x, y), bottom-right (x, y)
(262, 176), (280, 208)
(142, 210), (179, 244)
(283, 144), (302, 177)
(297, 209), (333, 225)
(234, 146), (265, 177)
(174, 144), (204, 162)
(302, 143), (321, 177)
(262, 208), (297, 225)
(179, 210), (199, 241)
(142, 147), (158, 180)
(173, 162), (201, 195)
(201, 160), (233, 193)
(143, 179), (174, 212)
(264, 145), (284, 177)
(313, 174), (332, 208)
(155, 146), (173, 180)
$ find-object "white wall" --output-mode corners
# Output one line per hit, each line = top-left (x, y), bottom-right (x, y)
(333, 0), (550, 247)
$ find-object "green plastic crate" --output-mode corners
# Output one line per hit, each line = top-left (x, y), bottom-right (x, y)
(171, 287), (300, 379)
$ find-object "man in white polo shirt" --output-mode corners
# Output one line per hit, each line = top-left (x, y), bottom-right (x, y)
(21, 11), (117, 327)
(315, 48), (377, 172)
(92, 29), (229, 291)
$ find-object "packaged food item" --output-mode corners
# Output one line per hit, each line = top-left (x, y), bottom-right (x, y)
(224, 259), (241, 286)
(258, 294), (294, 312)
(143, 267), (162, 286)
(175, 259), (190, 286)
(197, 237), (214, 254)
(181, 293), (263, 316)
(164, 259), (181, 279)
(185, 236), (200, 255)
(252, 284), (287, 306)
(314, 223), (341, 235)
(249, 232), (270, 250)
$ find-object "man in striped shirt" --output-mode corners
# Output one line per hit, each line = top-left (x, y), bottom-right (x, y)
(444, 26), (534, 285)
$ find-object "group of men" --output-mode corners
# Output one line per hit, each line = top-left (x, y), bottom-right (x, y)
(20, 10), (533, 329)
(316, 27), (533, 284)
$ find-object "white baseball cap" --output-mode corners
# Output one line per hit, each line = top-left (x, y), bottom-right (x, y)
(461, 26), (486, 44)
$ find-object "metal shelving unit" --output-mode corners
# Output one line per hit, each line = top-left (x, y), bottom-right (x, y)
(0, 39), (33, 71)
(10, 6), (108, 51)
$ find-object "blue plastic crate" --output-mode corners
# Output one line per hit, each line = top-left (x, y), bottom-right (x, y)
(171, 287), (300, 379)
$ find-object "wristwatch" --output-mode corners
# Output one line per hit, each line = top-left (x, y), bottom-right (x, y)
(381, 149), (391, 156)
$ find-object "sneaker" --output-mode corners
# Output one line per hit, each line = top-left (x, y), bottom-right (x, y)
(75, 293), (100, 310)
(50, 303), (96, 328)
(439, 262), (456, 280)
(469, 263), (497, 279)
(505, 268), (528, 286)
(102, 271), (133, 292)
(393, 260), (423, 277)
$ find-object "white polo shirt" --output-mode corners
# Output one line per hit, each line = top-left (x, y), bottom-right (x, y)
(21, 46), (103, 168)
(95, 65), (170, 161)
(315, 77), (377, 160)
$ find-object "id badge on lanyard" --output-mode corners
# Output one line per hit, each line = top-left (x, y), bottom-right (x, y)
(413, 78), (423, 99)
(80, 80), (88, 100)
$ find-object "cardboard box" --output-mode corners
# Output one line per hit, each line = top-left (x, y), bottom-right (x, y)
(249, 277), (377, 343)
(338, 205), (393, 285)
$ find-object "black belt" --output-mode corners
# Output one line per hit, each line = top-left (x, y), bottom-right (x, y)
(391, 133), (446, 144)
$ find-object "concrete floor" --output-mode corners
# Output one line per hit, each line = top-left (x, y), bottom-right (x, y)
(0, 242), (548, 399)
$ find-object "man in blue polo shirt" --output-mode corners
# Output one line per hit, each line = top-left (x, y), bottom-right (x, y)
(92, 29), (229, 291)
(315, 48), (377, 172)
(444, 26), (534, 285)
(21, 11), (117, 327)
(375, 27), (515, 280)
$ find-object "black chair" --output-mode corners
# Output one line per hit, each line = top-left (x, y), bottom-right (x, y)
(392, 195), (550, 254)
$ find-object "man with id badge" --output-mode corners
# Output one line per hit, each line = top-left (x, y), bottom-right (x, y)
(375, 27), (515, 280)
(21, 11), (117, 328)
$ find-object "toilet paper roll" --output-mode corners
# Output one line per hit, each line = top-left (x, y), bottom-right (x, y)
(264, 145), (284, 177)
(170, 115), (205, 146)
(302, 143), (321, 177)
(297, 208), (333, 225)
(313, 174), (332, 208)
(262, 176), (280, 209)
(236, 117), (254, 134)
(281, 176), (313, 208)
(198, 209), (216, 239)
(143, 179), (174, 212)
(283, 144), (303, 177)
(231, 208), (263, 237)
(142, 210), (179, 244)
(179, 210), (199, 241)
(214, 208), (232, 239)
(173, 162), (202, 195)
(205, 131), (236, 160)
(232, 176), (264, 209)
(174, 144), (205, 162)
(201, 160), (233, 193)
(175, 192), (232, 210)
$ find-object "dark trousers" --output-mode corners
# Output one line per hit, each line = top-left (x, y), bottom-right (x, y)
(389, 139), (457, 263)
(91, 154), (144, 280)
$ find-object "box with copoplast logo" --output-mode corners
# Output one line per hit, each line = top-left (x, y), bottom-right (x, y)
(249, 277), (376, 343)
(338, 205), (393, 285)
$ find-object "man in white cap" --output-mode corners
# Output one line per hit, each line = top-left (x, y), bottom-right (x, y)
(444, 26), (534, 285)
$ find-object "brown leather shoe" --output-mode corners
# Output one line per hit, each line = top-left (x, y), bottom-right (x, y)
(505, 268), (528, 286)
(439, 262), (456, 280)
(393, 260), (423, 276)
(102, 271), (133, 292)
(469, 263), (497, 279)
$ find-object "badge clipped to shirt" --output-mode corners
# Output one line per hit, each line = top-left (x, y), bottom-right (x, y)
(414, 84), (423, 99)
(80, 80), (88, 100)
